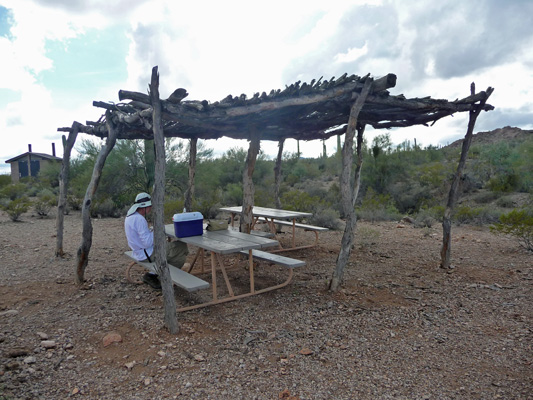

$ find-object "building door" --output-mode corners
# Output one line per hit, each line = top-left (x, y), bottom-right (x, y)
(18, 161), (28, 178)
(30, 160), (40, 177)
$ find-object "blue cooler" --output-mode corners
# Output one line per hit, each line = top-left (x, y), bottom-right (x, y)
(172, 212), (204, 237)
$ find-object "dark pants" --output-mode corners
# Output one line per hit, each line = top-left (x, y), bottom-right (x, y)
(140, 241), (189, 269)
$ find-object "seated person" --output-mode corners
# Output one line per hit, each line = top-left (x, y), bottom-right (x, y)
(124, 192), (188, 289)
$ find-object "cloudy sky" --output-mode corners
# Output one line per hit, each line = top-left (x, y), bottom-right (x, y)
(1, 0), (532, 174)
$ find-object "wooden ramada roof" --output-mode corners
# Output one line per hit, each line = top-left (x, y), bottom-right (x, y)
(63, 73), (494, 142)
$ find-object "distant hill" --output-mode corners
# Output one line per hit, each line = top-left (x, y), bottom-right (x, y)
(445, 126), (533, 149)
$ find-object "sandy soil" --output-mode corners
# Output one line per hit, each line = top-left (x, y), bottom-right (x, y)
(0, 210), (531, 399)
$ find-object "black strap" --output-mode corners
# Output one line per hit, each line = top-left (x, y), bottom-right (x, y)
(143, 249), (152, 263)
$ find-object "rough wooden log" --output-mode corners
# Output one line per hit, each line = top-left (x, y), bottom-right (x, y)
(184, 138), (197, 212)
(441, 84), (494, 269)
(274, 139), (284, 210)
(75, 111), (117, 285)
(329, 79), (373, 292)
(240, 130), (261, 234)
(150, 66), (179, 334)
(55, 122), (79, 257)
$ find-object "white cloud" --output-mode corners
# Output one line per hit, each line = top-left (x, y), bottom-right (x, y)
(0, 0), (532, 171)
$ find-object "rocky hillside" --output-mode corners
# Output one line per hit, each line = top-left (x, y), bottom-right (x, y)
(446, 126), (533, 148)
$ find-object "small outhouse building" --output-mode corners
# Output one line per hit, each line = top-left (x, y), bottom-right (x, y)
(5, 144), (61, 183)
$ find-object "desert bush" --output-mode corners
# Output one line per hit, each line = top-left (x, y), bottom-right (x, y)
(34, 189), (57, 217)
(0, 174), (11, 188)
(0, 183), (27, 200)
(454, 205), (500, 225)
(164, 198), (185, 223)
(473, 191), (499, 204)
(91, 198), (121, 218)
(2, 197), (31, 221)
(356, 225), (380, 248)
(309, 207), (341, 230)
(356, 188), (402, 222)
(414, 205), (444, 228)
(495, 196), (516, 208)
(67, 194), (83, 211)
(490, 208), (533, 252)
(281, 189), (323, 213)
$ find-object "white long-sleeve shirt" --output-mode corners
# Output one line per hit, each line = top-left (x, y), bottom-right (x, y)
(124, 211), (154, 261)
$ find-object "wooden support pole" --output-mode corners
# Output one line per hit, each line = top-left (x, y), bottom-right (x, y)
(56, 122), (79, 257)
(150, 66), (179, 334)
(75, 111), (117, 284)
(184, 138), (197, 212)
(274, 139), (285, 210)
(440, 84), (494, 269)
(329, 78), (373, 292)
(240, 129), (261, 233)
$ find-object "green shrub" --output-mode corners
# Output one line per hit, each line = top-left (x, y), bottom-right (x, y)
(486, 174), (520, 192)
(91, 198), (120, 218)
(34, 190), (57, 217)
(453, 205), (500, 225)
(0, 174), (11, 188)
(495, 196), (516, 208)
(0, 183), (27, 200)
(414, 205), (444, 228)
(281, 189), (323, 213)
(309, 207), (341, 230)
(67, 194), (83, 211)
(356, 225), (380, 248)
(356, 188), (402, 222)
(164, 198), (185, 223)
(490, 208), (533, 252)
(473, 191), (499, 204)
(2, 197), (31, 221)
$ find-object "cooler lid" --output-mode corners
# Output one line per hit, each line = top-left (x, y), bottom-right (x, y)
(173, 211), (204, 222)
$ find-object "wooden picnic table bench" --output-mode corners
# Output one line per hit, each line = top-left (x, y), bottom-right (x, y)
(220, 206), (327, 252)
(124, 251), (209, 292)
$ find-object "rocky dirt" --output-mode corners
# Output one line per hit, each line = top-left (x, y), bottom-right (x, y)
(0, 210), (531, 399)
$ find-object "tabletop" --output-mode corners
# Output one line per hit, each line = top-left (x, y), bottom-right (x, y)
(164, 224), (278, 254)
(219, 206), (312, 220)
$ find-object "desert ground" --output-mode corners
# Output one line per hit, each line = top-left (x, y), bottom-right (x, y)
(0, 210), (531, 399)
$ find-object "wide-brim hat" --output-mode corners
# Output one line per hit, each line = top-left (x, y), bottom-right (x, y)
(126, 192), (152, 216)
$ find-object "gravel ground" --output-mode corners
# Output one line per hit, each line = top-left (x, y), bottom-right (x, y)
(0, 210), (531, 399)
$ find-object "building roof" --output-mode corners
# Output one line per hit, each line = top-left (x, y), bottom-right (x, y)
(59, 73), (494, 142)
(5, 152), (62, 164)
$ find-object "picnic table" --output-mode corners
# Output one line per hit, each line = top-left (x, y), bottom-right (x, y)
(219, 206), (328, 252)
(160, 224), (304, 311)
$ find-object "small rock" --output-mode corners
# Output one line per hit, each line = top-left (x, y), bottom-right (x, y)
(300, 348), (313, 356)
(0, 310), (19, 317)
(41, 340), (57, 349)
(7, 348), (30, 358)
(23, 356), (36, 364)
(144, 378), (151, 386)
(125, 361), (136, 370)
(36, 332), (48, 340)
(102, 332), (122, 347)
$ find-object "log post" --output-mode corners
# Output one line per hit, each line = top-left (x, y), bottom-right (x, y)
(440, 84), (494, 269)
(240, 129), (261, 233)
(75, 111), (117, 284)
(56, 122), (79, 257)
(274, 139), (285, 210)
(150, 66), (179, 334)
(184, 138), (197, 212)
(329, 79), (373, 292)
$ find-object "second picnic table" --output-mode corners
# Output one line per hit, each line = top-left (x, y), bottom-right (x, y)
(219, 206), (328, 252)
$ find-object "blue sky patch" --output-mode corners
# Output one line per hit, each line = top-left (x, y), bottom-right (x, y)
(0, 6), (13, 38)
(0, 88), (21, 108)
(38, 27), (128, 108)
